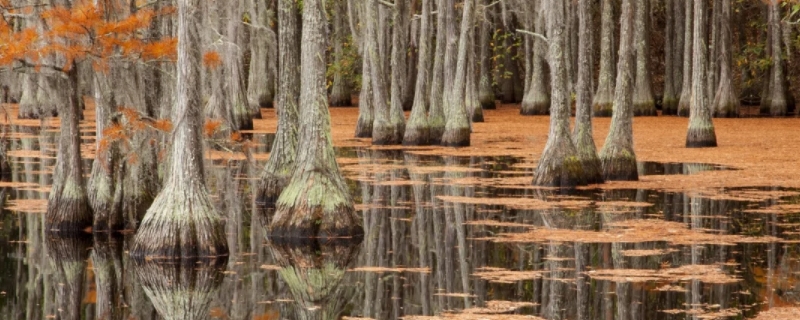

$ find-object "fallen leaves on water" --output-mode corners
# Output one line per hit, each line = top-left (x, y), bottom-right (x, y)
(587, 264), (739, 284)
(348, 267), (431, 273)
(471, 267), (544, 283)
(7, 199), (47, 213)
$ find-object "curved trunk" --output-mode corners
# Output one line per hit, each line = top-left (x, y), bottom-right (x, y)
(330, 1), (353, 107)
(131, 0), (229, 258)
(477, 11), (496, 110)
(712, 0), (739, 118)
(686, 0), (717, 148)
(256, 0), (300, 207)
(270, 0), (362, 238)
(427, 0), (447, 144)
(533, 0), (585, 188)
(632, 0), (656, 116)
(599, 0), (638, 181)
(403, 0), (432, 146)
(521, 3), (550, 116)
(593, 0), (615, 117)
(46, 66), (92, 233)
(440, 0), (475, 147)
(573, 0), (603, 185)
(677, 0), (693, 117)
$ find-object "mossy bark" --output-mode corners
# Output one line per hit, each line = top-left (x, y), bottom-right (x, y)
(632, 0), (657, 117)
(270, 0), (362, 239)
(600, 0), (638, 182)
(685, 0), (717, 148)
(573, 0), (604, 185)
(46, 66), (92, 234)
(533, 0), (586, 189)
(256, 0), (301, 207)
(440, 0), (474, 147)
(131, 0), (228, 259)
(593, 0), (616, 117)
(676, 0), (693, 117)
(403, 0), (432, 146)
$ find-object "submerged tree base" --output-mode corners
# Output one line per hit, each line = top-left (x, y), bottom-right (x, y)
(633, 102), (658, 116)
(402, 126), (430, 146)
(713, 104), (739, 118)
(520, 101), (550, 116)
(372, 124), (403, 145)
(46, 193), (92, 234)
(601, 151), (639, 181)
(661, 98), (678, 115)
(355, 118), (373, 138)
(440, 126), (470, 147)
(593, 102), (613, 117)
(533, 153), (586, 189)
(480, 98), (496, 110)
(130, 185), (228, 259)
(686, 127), (718, 148)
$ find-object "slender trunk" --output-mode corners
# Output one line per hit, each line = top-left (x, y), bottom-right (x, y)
(368, 0), (401, 145)
(247, 0), (276, 108)
(521, 1), (550, 116)
(677, 0), (693, 116)
(712, 0), (739, 118)
(533, 0), (586, 188)
(226, 1), (256, 129)
(88, 70), (123, 231)
(440, 0), (475, 147)
(403, 0), (433, 146)
(593, 0), (616, 117)
(427, 0), (447, 144)
(467, 35), (483, 123)
(662, 0), (678, 114)
(672, 0), (685, 103)
(270, 0), (362, 238)
(599, 0), (638, 181)
(573, 0), (603, 184)
(47, 236), (90, 320)
(478, 7), (496, 110)
(330, 1), (353, 107)
(256, 0), (301, 206)
(766, 1), (788, 116)
(389, 0), (409, 140)
(92, 237), (124, 320)
(686, 0), (717, 147)
(131, 0), (228, 258)
(632, 0), (656, 116)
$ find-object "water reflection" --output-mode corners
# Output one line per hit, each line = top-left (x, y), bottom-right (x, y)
(47, 235), (91, 320)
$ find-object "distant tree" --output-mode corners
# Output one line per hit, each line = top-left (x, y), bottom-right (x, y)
(247, 0), (277, 109)
(329, 0), (353, 107)
(574, 0), (604, 184)
(677, 0), (693, 116)
(520, 1), (550, 116)
(662, 0), (679, 114)
(365, 0), (402, 145)
(762, 0), (789, 116)
(403, 0), (432, 146)
(712, 0), (739, 117)
(593, 0), (616, 117)
(440, 0), (475, 147)
(686, 0), (717, 147)
(632, 0), (656, 116)
(477, 2), (496, 110)
(427, 0), (447, 144)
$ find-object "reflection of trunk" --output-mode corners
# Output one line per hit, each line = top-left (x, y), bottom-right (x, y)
(134, 257), (227, 319)
(575, 242), (588, 320)
(406, 154), (432, 315)
(92, 237), (124, 320)
(46, 235), (91, 320)
(445, 157), (472, 308)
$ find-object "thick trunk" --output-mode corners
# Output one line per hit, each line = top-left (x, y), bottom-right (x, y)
(388, 0), (409, 141)
(403, 0), (433, 146)
(88, 70), (123, 232)
(599, 0), (638, 181)
(712, 0), (739, 118)
(593, 0), (616, 117)
(131, 0), (229, 258)
(533, 0), (585, 188)
(46, 66), (92, 233)
(573, 0), (603, 185)
(440, 0), (475, 147)
(368, 0), (402, 145)
(477, 9), (496, 110)
(226, 1), (256, 129)
(686, 0), (717, 148)
(632, 0), (656, 116)
(521, 2), (550, 116)
(355, 54), (375, 137)
(270, 0), (362, 238)
(662, 0), (678, 114)
(330, 1), (353, 107)
(256, 0), (300, 207)
(427, 0), (447, 144)
(677, 0), (693, 116)
(247, 0), (276, 109)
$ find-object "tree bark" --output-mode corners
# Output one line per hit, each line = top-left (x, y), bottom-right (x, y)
(662, 0), (679, 114)
(712, 0), (739, 118)
(256, 0), (301, 207)
(131, 0), (228, 258)
(247, 0), (277, 109)
(46, 235), (90, 320)
(677, 0), (693, 116)
(521, 1), (550, 116)
(440, 0), (475, 147)
(225, 1), (257, 129)
(632, 0), (656, 116)
(134, 257), (227, 319)
(427, 0), (447, 144)
(573, 0), (603, 185)
(686, 0), (717, 148)
(269, 0), (363, 238)
(477, 6), (496, 110)
(403, 0), (433, 146)
(599, 0), (638, 181)
(388, 0), (409, 141)
(593, 0), (616, 117)
(330, 0), (353, 107)
(368, 0), (402, 145)
(764, 1), (788, 116)
(88, 69), (123, 232)
(533, 0), (586, 188)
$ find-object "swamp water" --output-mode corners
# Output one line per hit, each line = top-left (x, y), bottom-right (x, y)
(0, 128), (799, 320)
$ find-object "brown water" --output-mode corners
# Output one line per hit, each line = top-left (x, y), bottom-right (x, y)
(0, 128), (799, 320)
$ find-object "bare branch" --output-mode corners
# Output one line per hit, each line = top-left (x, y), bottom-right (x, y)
(516, 29), (548, 43)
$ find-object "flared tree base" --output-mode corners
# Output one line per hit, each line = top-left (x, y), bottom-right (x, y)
(593, 102), (613, 117)
(479, 98), (496, 109)
(330, 96), (353, 107)
(633, 101), (658, 117)
(46, 193), (92, 234)
(578, 157), (604, 185)
(270, 171), (363, 240)
(130, 185), (229, 259)
(685, 126), (717, 148)
(600, 150), (639, 181)
(255, 173), (290, 209)
(677, 103), (691, 117)
(355, 117), (373, 138)
(472, 107), (484, 122)
(372, 123), (403, 145)
(533, 152), (586, 189)
(520, 100), (550, 116)
(402, 126), (430, 146)
(440, 126), (470, 147)
(661, 97), (678, 115)
(713, 104), (739, 118)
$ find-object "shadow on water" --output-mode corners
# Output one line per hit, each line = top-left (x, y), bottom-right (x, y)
(2, 129), (800, 319)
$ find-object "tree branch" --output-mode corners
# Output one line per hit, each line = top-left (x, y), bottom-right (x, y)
(377, 0), (395, 8)
(516, 29), (548, 43)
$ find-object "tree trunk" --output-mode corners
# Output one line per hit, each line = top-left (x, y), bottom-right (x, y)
(477, 7), (496, 110)
(440, 0), (475, 147)
(427, 0), (447, 144)
(247, 0), (277, 109)
(677, 0), (693, 116)
(662, 0), (679, 114)
(632, 0), (656, 116)
(672, 0), (685, 105)
(256, 0), (301, 207)
(712, 0), (739, 118)
(533, 0), (585, 188)
(330, 1), (353, 107)
(403, 0), (433, 146)
(388, 0), (409, 141)
(134, 257), (227, 319)
(355, 52), (375, 137)
(88, 69), (123, 232)
(573, 0), (603, 185)
(764, 1), (788, 116)
(467, 35), (484, 123)
(599, 0), (638, 181)
(686, 0), (717, 147)
(269, 0), (363, 238)
(593, 0), (616, 117)
(521, 2), (550, 116)
(92, 237), (124, 320)
(225, 1), (256, 129)
(46, 235), (90, 320)
(46, 64), (92, 233)
(368, 0), (402, 145)
(131, 0), (228, 258)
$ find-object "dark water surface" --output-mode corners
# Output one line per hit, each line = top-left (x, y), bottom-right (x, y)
(1, 128), (799, 319)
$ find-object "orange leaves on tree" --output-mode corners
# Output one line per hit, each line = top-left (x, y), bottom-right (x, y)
(203, 51), (222, 69)
(152, 119), (173, 132)
(141, 38), (177, 61)
(204, 119), (223, 137)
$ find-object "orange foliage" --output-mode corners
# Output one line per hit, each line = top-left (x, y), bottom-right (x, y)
(204, 119), (223, 137)
(152, 119), (173, 132)
(203, 51), (222, 69)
